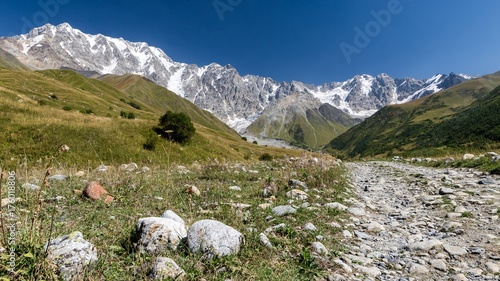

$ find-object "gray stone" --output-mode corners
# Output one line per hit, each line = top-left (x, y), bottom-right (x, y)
(347, 207), (366, 216)
(439, 187), (454, 195)
(272, 205), (297, 216)
(264, 223), (286, 234)
(462, 153), (475, 160)
(443, 244), (467, 256)
(148, 257), (185, 280)
(485, 261), (499, 273)
(408, 262), (429, 274)
(286, 189), (308, 200)
(430, 259), (447, 271)
(161, 210), (185, 225)
(304, 223), (317, 231)
(187, 220), (244, 258)
(259, 233), (272, 248)
(45, 231), (98, 281)
(351, 264), (381, 277)
(325, 202), (348, 211)
(136, 217), (187, 254)
(311, 242), (328, 256)
(440, 221), (463, 232)
(408, 240), (443, 252)
(228, 185), (241, 191)
(288, 179), (307, 189)
(22, 183), (40, 191)
(333, 259), (352, 274)
(451, 274), (468, 281)
(366, 221), (385, 233)
(48, 174), (67, 181)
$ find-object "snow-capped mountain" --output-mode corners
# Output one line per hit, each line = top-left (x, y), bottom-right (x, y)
(0, 23), (471, 133)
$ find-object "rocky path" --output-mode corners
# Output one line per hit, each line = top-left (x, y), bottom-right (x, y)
(336, 161), (500, 280)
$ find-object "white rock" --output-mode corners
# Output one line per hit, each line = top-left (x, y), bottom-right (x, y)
(347, 207), (366, 216)
(324, 202), (348, 211)
(342, 230), (353, 238)
(272, 205), (297, 216)
(311, 242), (329, 256)
(451, 274), (468, 281)
(187, 219), (244, 258)
(408, 240), (443, 252)
(462, 153), (475, 160)
(333, 259), (352, 273)
(22, 183), (40, 191)
(366, 221), (385, 233)
(136, 217), (187, 253)
(430, 259), (447, 271)
(485, 261), (499, 273)
(304, 223), (317, 231)
(228, 185), (241, 191)
(148, 257), (185, 280)
(161, 210), (185, 225)
(443, 244), (467, 256)
(408, 262), (429, 274)
(259, 233), (272, 248)
(352, 264), (381, 277)
(45, 231), (98, 281)
(286, 189), (308, 200)
(264, 223), (286, 234)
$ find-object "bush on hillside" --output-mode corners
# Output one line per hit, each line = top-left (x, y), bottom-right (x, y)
(154, 111), (195, 144)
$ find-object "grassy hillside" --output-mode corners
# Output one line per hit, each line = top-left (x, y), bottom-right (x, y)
(99, 74), (235, 134)
(247, 93), (353, 149)
(0, 47), (29, 70)
(0, 68), (304, 169)
(325, 72), (500, 158)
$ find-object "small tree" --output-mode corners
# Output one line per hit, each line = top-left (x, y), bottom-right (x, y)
(155, 111), (195, 144)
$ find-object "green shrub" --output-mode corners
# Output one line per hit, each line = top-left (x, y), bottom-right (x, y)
(62, 106), (72, 111)
(127, 112), (136, 119)
(259, 153), (273, 161)
(143, 131), (158, 151)
(127, 101), (141, 110)
(154, 111), (195, 144)
(253, 140), (258, 145)
(80, 108), (94, 114)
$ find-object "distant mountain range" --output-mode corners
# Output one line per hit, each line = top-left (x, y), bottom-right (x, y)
(0, 23), (472, 147)
(326, 72), (500, 157)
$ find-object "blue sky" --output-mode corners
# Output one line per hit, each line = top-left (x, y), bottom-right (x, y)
(1, 0), (499, 84)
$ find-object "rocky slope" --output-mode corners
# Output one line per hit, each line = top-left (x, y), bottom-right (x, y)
(337, 160), (500, 280)
(0, 23), (470, 134)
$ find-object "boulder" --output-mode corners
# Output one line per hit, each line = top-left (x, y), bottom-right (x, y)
(161, 210), (185, 225)
(187, 219), (244, 258)
(135, 217), (187, 254)
(45, 231), (98, 281)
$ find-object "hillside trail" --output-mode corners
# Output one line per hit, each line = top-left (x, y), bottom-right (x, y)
(335, 161), (500, 281)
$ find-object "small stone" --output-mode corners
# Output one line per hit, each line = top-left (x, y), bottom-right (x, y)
(83, 181), (113, 204)
(454, 206), (468, 213)
(272, 205), (297, 216)
(430, 259), (447, 271)
(286, 189), (308, 200)
(366, 221), (385, 233)
(96, 165), (109, 172)
(22, 183), (40, 191)
(264, 223), (286, 234)
(161, 210), (185, 225)
(351, 265), (381, 277)
(347, 207), (366, 216)
(342, 230), (353, 238)
(443, 244), (467, 256)
(304, 223), (317, 231)
(325, 202), (348, 211)
(74, 171), (85, 177)
(451, 274), (468, 281)
(288, 179), (307, 189)
(440, 221), (463, 232)
(185, 185), (201, 196)
(333, 259), (352, 274)
(408, 240), (443, 252)
(311, 242), (329, 256)
(462, 153), (475, 160)
(468, 247), (485, 255)
(446, 212), (462, 218)
(408, 262), (429, 274)
(228, 186), (241, 191)
(439, 187), (454, 195)
(259, 233), (272, 248)
(258, 203), (272, 209)
(148, 257), (185, 280)
(485, 261), (499, 273)
(48, 174), (67, 181)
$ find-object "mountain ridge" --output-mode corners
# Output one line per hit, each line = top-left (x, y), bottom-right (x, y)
(0, 22), (471, 137)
